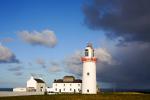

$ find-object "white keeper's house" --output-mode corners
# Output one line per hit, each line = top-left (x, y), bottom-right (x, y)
(27, 76), (46, 92)
(48, 76), (82, 93)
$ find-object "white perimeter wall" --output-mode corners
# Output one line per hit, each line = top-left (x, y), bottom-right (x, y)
(13, 88), (26, 92)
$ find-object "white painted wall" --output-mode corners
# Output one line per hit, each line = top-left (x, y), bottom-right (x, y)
(82, 61), (96, 94)
(82, 45), (97, 94)
(13, 88), (26, 92)
(26, 76), (46, 92)
(27, 76), (37, 89)
(52, 83), (81, 93)
(36, 83), (46, 92)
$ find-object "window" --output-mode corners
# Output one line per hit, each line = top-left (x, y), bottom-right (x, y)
(87, 72), (90, 76)
(70, 84), (72, 86)
(87, 89), (89, 92)
(78, 84), (80, 86)
(64, 84), (65, 86)
(93, 50), (94, 57)
(85, 52), (88, 56)
(55, 88), (57, 91)
(70, 88), (72, 91)
(55, 84), (57, 86)
(85, 49), (88, 56)
(63, 88), (65, 91)
(40, 87), (43, 92)
(59, 89), (61, 93)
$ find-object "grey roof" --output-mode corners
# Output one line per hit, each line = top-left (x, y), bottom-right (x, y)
(63, 76), (75, 79)
(54, 79), (82, 83)
(34, 79), (45, 83)
(53, 76), (82, 83)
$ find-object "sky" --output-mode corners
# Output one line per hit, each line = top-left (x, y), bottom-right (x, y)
(0, 0), (150, 89)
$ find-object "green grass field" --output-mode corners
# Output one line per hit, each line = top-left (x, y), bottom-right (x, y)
(0, 93), (150, 100)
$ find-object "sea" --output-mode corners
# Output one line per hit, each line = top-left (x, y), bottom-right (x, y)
(0, 88), (13, 91)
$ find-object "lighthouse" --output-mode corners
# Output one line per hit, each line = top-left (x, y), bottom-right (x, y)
(81, 43), (97, 94)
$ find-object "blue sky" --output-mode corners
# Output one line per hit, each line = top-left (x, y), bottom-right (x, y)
(1, 0), (150, 90)
(0, 0), (106, 88)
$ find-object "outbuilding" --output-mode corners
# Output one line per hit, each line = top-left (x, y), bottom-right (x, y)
(27, 76), (46, 92)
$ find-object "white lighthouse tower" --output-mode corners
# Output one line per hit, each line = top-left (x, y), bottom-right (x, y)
(81, 43), (97, 94)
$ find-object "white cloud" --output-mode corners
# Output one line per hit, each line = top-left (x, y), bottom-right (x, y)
(0, 37), (14, 43)
(0, 44), (19, 63)
(8, 65), (23, 76)
(49, 66), (61, 72)
(8, 66), (22, 71)
(36, 58), (46, 68)
(49, 61), (61, 72)
(14, 72), (23, 76)
(95, 48), (112, 64)
(19, 29), (57, 48)
(64, 51), (82, 76)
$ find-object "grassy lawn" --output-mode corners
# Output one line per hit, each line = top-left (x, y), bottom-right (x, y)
(0, 93), (150, 100)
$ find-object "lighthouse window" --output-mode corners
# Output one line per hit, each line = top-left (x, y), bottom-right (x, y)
(93, 50), (94, 57)
(87, 72), (90, 76)
(85, 52), (88, 56)
(85, 49), (88, 56)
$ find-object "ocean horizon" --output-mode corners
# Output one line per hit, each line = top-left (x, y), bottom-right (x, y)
(0, 88), (13, 91)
